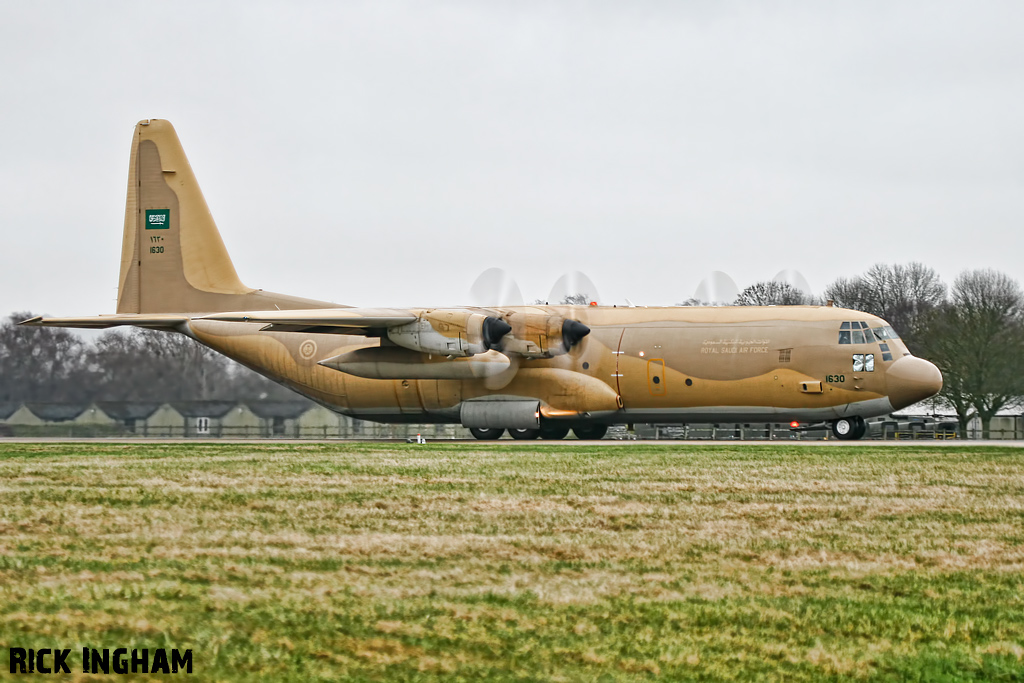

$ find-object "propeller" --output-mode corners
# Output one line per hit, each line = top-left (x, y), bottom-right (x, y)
(482, 316), (512, 350)
(693, 271), (739, 306)
(547, 271), (601, 306)
(562, 319), (590, 349)
(469, 267), (524, 307)
(772, 269), (813, 299)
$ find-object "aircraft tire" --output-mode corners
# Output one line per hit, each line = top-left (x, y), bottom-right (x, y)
(469, 427), (505, 440)
(539, 423), (571, 440)
(572, 424), (608, 440)
(509, 428), (541, 440)
(831, 417), (864, 441)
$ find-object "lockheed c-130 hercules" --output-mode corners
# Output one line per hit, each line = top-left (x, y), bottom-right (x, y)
(22, 120), (943, 440)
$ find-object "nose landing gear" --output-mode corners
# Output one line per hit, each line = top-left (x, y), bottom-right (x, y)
(832, 416), (866, 440)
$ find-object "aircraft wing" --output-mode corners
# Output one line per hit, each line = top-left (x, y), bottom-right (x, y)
(19, 314), (189, 329)
(196, 308), (418, 335)
(19, 309), (418, 335)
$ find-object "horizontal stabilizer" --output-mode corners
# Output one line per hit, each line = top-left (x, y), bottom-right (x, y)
(19, 314), (189, 329)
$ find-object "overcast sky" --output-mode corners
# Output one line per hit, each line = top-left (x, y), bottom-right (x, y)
(2, 1), (1022, 317)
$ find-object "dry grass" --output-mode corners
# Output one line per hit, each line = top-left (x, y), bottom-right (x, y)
(0, 442), (1022, 681)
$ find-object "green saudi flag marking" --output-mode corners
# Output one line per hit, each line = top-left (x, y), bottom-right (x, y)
(145, 209), (170, 229)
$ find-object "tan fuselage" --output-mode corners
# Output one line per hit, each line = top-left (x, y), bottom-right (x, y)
(187, 304), (912, 425)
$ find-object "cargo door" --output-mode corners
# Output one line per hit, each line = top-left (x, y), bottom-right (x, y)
(616, 327), (667, 409)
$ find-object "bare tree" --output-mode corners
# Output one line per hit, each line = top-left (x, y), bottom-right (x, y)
(89, 328), (295, 402)
(86, 329), (231, 401)
(2, 317), (295, 405)
(560, 293), (589, 305)
(824, 263), (945, 354)
(0, 312), (92, 403)
(922, 269), (1024, 437)
(734, 281), (809, 306)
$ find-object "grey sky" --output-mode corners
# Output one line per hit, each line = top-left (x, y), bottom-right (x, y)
(2, 1), (1022, 316)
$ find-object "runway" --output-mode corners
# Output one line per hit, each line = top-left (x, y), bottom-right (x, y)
(3, 437), (1023, 447)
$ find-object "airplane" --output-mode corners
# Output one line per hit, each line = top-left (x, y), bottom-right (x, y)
(21, 119), (943, 441)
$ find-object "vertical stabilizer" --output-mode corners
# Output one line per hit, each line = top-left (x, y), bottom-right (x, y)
(116, 119), (332, 314)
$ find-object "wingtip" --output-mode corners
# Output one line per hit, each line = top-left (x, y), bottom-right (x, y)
(18, 316), (42, 326)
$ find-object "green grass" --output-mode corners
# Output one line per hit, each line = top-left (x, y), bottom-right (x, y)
(0, 442), (1022, 681)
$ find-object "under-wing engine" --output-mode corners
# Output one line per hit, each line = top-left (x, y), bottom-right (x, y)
(498, 311), (591, 358)
(386, 311), (511, 357)
(386, 309), (589, 360)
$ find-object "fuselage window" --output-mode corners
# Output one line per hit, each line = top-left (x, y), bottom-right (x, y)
(853, 353), (875, 372)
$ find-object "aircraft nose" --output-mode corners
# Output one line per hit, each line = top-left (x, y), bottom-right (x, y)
(886, 356), (943, 410)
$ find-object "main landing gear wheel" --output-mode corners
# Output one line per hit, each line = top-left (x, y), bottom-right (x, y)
(539, 423), (571, 440)
(469, 427), (504, 440)
(509, 428), (541, 440)
(572, 424), (608, 440)
(832, 417), (866, 441)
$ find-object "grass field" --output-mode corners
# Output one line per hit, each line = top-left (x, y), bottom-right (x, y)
(1, 442), (1022, 682)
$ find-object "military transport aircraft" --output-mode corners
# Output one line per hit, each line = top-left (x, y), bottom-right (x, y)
(22, 120), (943, 440)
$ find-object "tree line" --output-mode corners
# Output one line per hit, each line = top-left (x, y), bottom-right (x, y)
(0, 316), (296, 405)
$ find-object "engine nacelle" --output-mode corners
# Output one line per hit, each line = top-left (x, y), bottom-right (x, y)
(387, 310), (511, 357)
(499, 312), (590, 359)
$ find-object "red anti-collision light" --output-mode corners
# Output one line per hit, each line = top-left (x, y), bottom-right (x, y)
(789, 421), (800, 428)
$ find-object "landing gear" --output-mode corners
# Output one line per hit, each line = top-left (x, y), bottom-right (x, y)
(469, 427), (505, 440)
(572, 424), (608, 440)
(539, 423), (571, 440)
(509, 428), (540, 440)
(832, 417), (866, 440)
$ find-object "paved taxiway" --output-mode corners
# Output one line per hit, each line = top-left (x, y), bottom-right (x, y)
(3, 438), (1023, 447)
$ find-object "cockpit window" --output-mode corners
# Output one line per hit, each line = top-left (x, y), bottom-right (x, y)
(838, 321), (877, 344)
(871, 325), (900, 341)
(840, 322), (901, 345)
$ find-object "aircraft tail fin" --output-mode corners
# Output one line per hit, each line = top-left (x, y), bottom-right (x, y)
(116, 119), (331, 314)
